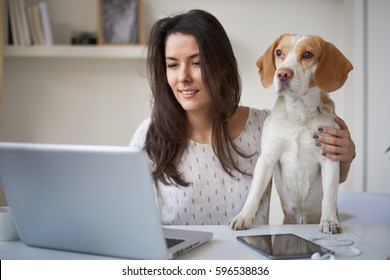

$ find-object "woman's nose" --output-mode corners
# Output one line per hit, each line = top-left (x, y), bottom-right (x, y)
(178, 66), (192, 83)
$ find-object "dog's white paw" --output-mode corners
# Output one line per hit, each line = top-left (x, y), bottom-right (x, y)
(228, 211), (256, 230)
(320, 219), (342, 234)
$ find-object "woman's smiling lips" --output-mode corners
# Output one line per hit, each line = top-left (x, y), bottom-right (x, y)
(179, 89), (199, 97)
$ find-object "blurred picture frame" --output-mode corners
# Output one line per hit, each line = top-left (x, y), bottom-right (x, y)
(98, 0), (144, 45)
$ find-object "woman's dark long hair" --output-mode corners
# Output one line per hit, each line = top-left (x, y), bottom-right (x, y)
(145, 9), (249, 186)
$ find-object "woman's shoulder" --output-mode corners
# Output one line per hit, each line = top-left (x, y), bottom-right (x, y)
(138, 117), (152, 128)
(234, 107), (270, 143)
(243, 107), (270, 131)
(129, 118), (151, 148)
(248, 107), (271, 122)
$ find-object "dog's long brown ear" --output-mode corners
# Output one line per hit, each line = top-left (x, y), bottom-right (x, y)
(256, 34), (286, 88)
(314, 37), (353, 93)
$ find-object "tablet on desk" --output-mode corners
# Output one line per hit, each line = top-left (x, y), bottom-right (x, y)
(237, 233), (333, 260)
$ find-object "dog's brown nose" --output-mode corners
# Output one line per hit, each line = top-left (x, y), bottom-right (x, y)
(276, 68), (293, 82)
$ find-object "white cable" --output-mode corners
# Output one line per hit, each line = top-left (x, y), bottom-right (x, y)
(309, 225), (364, 258)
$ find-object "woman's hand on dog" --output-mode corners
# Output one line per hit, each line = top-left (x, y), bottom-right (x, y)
(313, 117), (356, 183)
(313, 116), (356, 164)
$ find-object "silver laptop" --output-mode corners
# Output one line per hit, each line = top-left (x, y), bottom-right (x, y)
(0, 142), (213, 259)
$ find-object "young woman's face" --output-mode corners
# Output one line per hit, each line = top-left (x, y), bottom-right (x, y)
(165, 33), (214, 115)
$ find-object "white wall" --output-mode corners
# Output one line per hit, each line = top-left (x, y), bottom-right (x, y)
(0, 0), (5, 206)
(366, 0), (390, 194)
(3, 0), (388, 222)
(3, 57), (150, 145)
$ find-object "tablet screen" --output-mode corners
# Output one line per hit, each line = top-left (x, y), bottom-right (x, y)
(237, 233), (333, 259)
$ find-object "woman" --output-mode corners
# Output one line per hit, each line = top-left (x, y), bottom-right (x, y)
(130, 9), (356, 226)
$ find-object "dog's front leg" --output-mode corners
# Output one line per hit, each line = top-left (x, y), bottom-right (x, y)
(229, 154), (277, 230)
(320, 159), (342, 234)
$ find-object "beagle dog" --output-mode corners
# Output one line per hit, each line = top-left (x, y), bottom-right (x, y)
(229, 34), (353, 233)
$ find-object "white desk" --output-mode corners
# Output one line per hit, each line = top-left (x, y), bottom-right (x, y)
(0, 224), (389, 260)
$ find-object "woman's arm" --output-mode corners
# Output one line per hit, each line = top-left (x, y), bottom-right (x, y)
(313, 117), (356, 183)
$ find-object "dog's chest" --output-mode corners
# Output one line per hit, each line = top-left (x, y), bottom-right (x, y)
(266, 94), (335, 143)
(266, 99), (324, 149)
(271, 119), (322, 208)
(274, 115), (319, 166)
(264, 95), (337, 204)
(265, 96), (333, 183)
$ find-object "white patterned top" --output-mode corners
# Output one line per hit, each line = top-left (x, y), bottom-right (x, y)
(129, 107), (271, 225)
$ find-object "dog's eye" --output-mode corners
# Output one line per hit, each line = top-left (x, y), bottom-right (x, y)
(275, 50), (283, 57)
(303, 52), (313, 59)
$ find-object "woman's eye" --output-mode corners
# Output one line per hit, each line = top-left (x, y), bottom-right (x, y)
(192, 61), (200, 66)
(167, 63), (178, 68)
(303, 52), (313, 59)
(275, 50), (282, 57)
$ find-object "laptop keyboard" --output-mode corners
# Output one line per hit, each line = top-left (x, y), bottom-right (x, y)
(165, 238), (185, 248)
